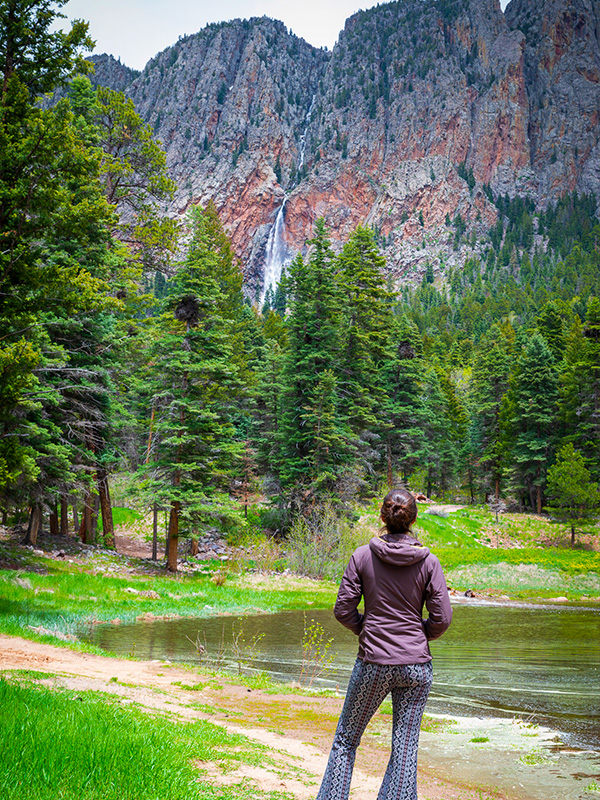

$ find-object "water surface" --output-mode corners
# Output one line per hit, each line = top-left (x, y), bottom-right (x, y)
(85, 602), (600, 751)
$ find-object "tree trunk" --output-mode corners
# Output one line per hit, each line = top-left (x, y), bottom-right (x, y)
(97, 466), (115, 549)
(1, 507), (7, 526)
(49, 505), (59, 536)
(60, 497), (69, 536)
(72, 501), (79, 531)
(527, 479), (535, 512)
(495, 477), (500, 501)
(571, 523), (576, 548)
(90, 493), (100, 540)
(81, 489), (94, 544)
(22, 505), (42, 547)
(536, 485), (542, 515)
(386, 436), (393, 488)
(164, 510), (170, 560)
(145, 403), (155, 464)
(152, 502), (158, 562)
(167, 501), (179, 572)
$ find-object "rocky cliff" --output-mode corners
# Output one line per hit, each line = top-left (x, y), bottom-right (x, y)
(89, 54), (140, 93)
(91, 0), (600, 294)
(505, 0), (600, 199)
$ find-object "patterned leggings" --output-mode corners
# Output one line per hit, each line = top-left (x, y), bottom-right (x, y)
(316, 659), (433, 800)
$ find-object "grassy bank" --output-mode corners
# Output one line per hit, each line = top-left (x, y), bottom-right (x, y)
(0, 502), (599, 651)
(414, 506), (600, 599)
(0, 539), (337, 647)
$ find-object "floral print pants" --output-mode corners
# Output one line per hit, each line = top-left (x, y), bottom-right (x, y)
(316, 658), (433, 800)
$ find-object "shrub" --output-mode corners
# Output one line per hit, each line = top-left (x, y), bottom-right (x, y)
(285, 504), (366, 580)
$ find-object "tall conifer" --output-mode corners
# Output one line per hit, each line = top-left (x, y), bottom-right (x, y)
(561, 297), (600, 479)
(276, 220), (349, 500)
(468, 323), (515, 499)
(144, 208), (243, 570)
(337, 226), (393, 475)
(508, 332), (559, 512)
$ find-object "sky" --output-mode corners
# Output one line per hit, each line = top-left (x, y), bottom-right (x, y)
(59, 0), (511, 72)
(58, 1), (380, 70)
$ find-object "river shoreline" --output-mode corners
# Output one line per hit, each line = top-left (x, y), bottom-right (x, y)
(3, 632), (599, 800)
(2, 526), (599, 799)
(0, 633), (516, 800)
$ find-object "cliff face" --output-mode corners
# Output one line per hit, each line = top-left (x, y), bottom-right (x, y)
(121, 19), (327, 289)
(93, 0), (600, 292)
(282, 0), (528, 284)
(89, 54), (140, 93)
(505, 0), (600, 199)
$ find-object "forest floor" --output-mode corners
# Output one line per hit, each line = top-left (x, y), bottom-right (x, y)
(0, 633), (509, 800)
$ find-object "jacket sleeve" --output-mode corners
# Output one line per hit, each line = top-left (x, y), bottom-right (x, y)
(334, 552), (364, 636)
(423, 555), (452, 640)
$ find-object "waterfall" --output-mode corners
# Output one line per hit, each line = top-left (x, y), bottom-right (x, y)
(259, 95), (317, 305)
(296, 94), (316, 175)
(261, 200), (289, 304)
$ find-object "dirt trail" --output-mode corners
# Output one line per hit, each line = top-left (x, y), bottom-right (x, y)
(0, 634), (502, 800)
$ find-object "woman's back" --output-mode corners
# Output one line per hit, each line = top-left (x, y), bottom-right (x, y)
(316, 488), (453, 800)
(335, 532), (451, 664)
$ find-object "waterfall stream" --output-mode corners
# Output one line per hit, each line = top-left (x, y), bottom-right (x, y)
(260, 95), (316, 305)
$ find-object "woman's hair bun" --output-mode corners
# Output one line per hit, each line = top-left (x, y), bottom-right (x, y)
(380, 488), (417, 534)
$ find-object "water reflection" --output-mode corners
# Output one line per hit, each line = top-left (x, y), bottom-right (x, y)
(84, 602), (600, 751)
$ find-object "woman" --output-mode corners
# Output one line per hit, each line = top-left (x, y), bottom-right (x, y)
(316, 488), (452, 800)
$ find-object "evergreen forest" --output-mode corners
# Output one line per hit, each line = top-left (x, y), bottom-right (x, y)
(2, 1), (599, 573)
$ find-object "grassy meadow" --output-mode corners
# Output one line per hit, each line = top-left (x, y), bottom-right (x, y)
(1, 500), (597, 800)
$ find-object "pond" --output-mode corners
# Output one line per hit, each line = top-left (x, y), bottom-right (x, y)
(84, 600), (600, 752)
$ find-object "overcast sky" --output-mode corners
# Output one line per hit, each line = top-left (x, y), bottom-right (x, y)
(59, 0), (510, 72)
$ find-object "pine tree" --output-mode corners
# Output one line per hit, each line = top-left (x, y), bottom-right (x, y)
(381, 315), (428, 486)
(560, 297), (600, 480)
(545, 443), (600, 546)
(535, 300), (569, 361)
(276, 220), (350, 501)
(142, 207), (243, 571)
(509, 332), (559, 512)
(420, 365), (457, 499)
(336, 226), (393, 475)
(468, 323), (515, 499)
(436, 366), (468, 494)
(253, 322), (285, 478)
(0, 1), (115, 514)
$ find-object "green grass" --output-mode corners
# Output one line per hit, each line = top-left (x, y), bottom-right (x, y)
(0, 557), (337, 645)
(519, 749), (552, 765)
(409, 507), (600, 597)
(434, 544), (600, 574)
(0, 678), (290, 800)
(1, 503), (598, 649)
(415, 510), (489, 549)
(97, 506), (142, 532)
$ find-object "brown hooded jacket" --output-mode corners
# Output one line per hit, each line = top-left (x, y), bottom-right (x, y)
(334, 533), (452, 664)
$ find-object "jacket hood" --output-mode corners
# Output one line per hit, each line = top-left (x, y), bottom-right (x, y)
(369, 534), (430, 566)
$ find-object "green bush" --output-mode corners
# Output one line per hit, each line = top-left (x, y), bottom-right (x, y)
(285, 504), (367, 580)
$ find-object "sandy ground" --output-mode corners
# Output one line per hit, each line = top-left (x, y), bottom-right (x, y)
(0, 634), (505, 800)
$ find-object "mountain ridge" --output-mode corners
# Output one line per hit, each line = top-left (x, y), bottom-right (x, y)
(88, 0), (600, 294)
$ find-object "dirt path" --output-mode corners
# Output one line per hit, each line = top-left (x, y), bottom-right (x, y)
(0, 634), (503, 800)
